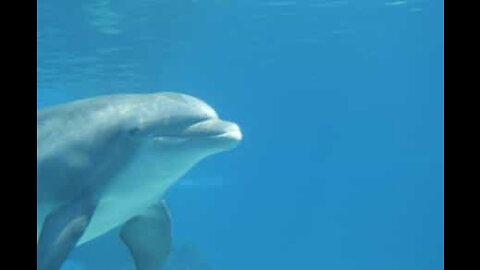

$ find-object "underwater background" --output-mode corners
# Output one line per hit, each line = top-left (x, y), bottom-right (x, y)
(37, 0), (444, 270)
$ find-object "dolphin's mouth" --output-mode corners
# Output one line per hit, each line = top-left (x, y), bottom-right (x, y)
(153, 119), (242, 144)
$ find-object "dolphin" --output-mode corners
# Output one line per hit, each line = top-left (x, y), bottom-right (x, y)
(37, 92), (242, 270)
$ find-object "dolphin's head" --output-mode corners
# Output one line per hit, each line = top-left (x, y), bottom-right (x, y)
(124, 92), (242, 160)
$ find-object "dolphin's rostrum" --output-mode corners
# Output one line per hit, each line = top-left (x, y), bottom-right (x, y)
(37, 92), (242, 270)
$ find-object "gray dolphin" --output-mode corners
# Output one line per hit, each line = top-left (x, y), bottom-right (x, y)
(37, 92), (242, 270)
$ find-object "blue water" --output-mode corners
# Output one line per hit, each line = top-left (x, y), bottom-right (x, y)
(37, 0), (444, 269)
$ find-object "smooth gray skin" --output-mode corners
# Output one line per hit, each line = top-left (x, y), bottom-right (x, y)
(37, 92), (242, 270)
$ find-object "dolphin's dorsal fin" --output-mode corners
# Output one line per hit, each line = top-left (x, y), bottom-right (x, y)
(120, 200), (172, 270)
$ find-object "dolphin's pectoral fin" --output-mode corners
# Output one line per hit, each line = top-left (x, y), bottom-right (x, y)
(37, 196), (97, 270)
(120, 200), (172, 270)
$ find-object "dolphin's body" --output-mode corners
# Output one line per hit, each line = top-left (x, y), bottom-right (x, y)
(37, 92), (242, 270)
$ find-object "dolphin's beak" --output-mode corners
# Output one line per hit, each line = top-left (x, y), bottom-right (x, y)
(183, 119), (243, 143)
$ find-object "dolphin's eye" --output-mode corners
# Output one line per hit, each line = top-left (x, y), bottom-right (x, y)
(128, 127), (140, 135)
